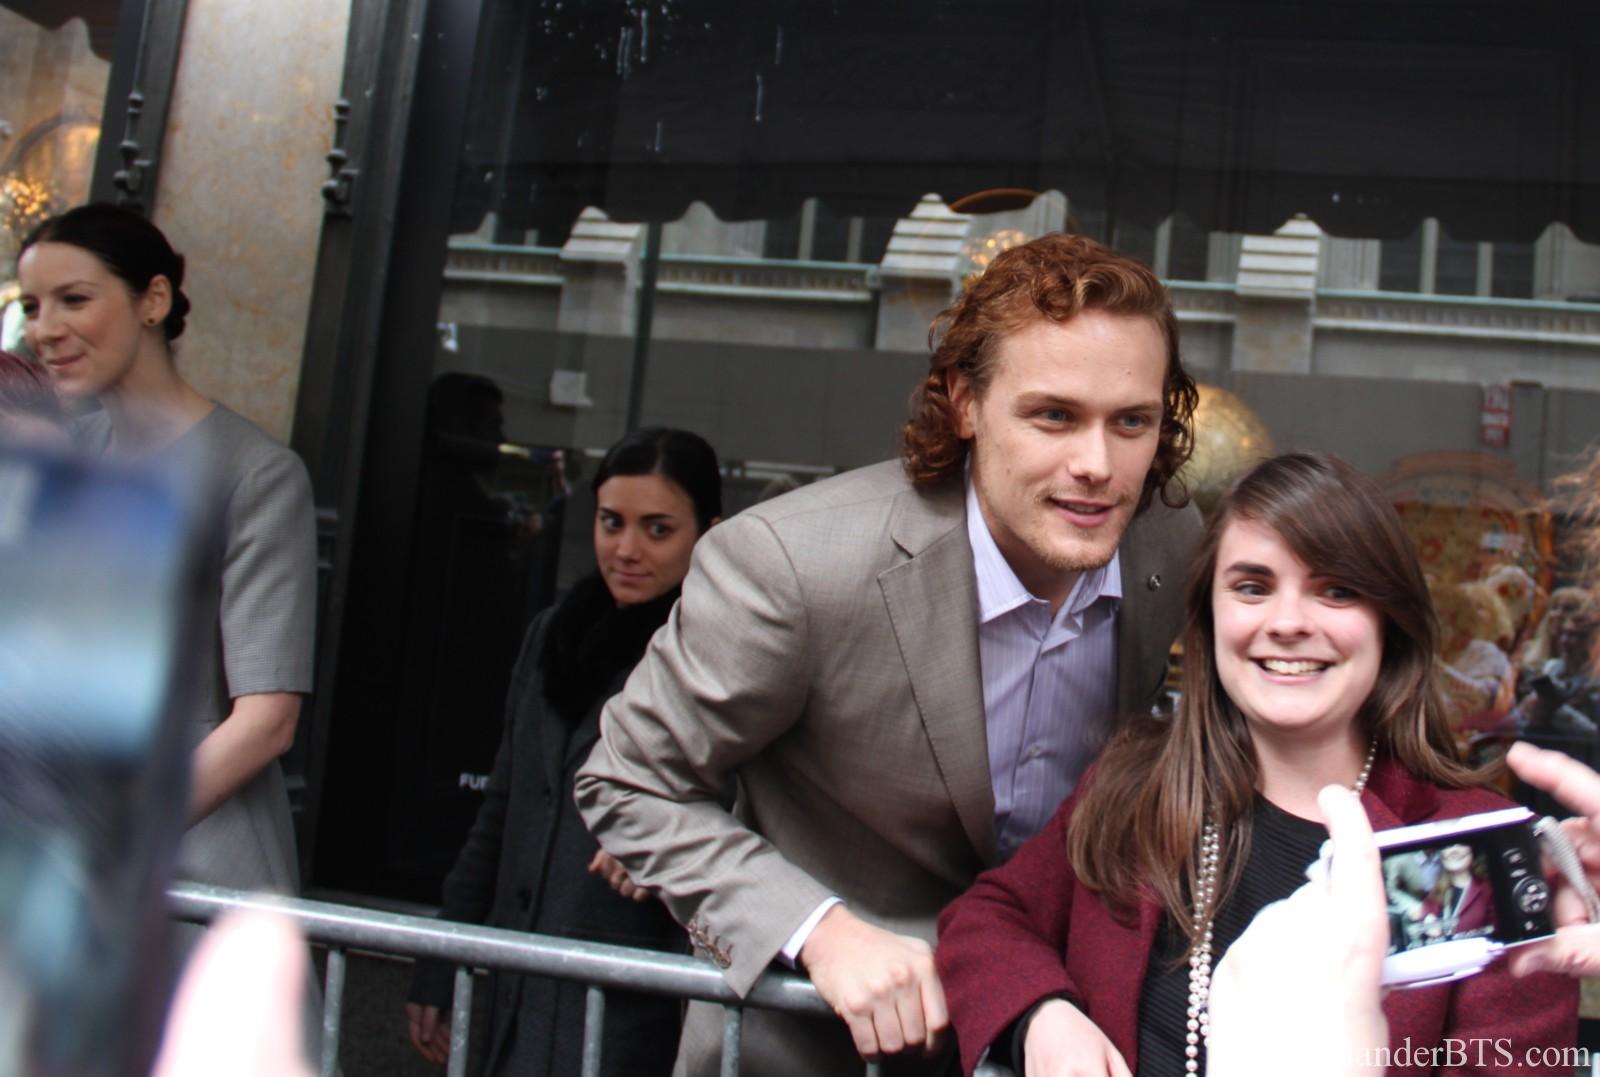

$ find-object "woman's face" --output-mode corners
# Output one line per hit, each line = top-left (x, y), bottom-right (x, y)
(16, 242), (161, 401)
(1212, 517), (1383, 747)
(1440, 844), (1474, 874)
(593, 472), (701, 606)
(1548, 589), (1590, 640)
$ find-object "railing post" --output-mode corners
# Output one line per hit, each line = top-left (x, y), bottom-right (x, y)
(320, 948), (345, 1077)
(447, 966), (473, 1077)
(581, 985), (607, 1077)
(719, 1005), (742, 1077)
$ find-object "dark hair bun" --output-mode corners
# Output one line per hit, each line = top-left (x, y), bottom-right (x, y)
(164, 254), (190, 341)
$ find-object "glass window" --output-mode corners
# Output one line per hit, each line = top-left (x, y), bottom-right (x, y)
(323, 0), (1600, 898)
(0, 3), (120, 350)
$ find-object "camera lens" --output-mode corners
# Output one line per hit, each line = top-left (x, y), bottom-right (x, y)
(1514, 876), (1551, 914)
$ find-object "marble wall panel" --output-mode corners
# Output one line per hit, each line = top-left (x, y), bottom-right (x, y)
(153, 0), (350, 441)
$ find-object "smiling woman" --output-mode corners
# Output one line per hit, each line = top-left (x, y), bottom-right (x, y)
(1211, 515), (1383, 806)
(935, 452), (1578, 1077)
(13, 204), (321, 1049)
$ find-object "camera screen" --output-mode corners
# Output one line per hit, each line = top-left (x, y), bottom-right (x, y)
(1383, 841), (1498, 954)
(1380, 823), (1552, 954)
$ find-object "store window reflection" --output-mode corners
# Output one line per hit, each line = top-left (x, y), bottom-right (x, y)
(322, 0), (1600, 899)
(0, 4), (119, 351)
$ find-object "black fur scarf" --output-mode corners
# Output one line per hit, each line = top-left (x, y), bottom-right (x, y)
(537, 571), (680, 724)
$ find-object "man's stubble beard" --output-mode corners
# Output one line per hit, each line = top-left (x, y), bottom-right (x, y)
(1027, 497), (1135, 575)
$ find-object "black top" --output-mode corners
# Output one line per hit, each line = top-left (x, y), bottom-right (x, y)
(1135, 797), (1328, 1077)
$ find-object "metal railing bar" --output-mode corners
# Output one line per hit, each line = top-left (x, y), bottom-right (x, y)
(447, 966), (472, 1077)
(719, 1004), (742, 1077)
(169, 883), (832, 1016)
(320, 948), (345, 1077)
(581, 985), (606, 1077)
(865, 1062), (882, 1077)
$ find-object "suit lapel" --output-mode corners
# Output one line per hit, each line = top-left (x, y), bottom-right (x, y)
(878, 485), (998, 866)
(1116, 501), (1197, 714)
(1116, 549), (1152, 715)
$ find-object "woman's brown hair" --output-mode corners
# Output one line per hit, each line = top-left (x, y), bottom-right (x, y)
(1066, 452), (1481, 948)
(900, 231), (1197, 511)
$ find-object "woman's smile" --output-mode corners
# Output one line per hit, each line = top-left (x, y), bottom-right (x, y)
(1213, 517), (1382, 744)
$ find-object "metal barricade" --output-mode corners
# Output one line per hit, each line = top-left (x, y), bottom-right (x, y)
(169, 883), (1014, 1077)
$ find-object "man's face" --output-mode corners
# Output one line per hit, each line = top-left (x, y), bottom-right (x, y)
(952, 310), (1168, 607)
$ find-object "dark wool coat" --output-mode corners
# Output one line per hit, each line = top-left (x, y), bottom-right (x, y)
(936, 757), (1578, 1076)
(412, 586), (686, 1077)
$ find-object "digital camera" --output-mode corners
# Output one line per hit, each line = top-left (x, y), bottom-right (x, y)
(0, 443), (205, 1075)
(1369, 807), (1554, 989)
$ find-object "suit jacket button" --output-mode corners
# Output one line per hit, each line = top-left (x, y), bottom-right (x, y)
(1146, 573), (1162, 591)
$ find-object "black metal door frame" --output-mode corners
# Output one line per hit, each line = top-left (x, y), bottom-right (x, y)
(87, 0), (190, 211)
(290, 0), (494, 893)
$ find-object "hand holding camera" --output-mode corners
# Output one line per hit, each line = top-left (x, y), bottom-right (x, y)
(1209, 785), (1390, 1077)
(1504, 742), (1600, 978)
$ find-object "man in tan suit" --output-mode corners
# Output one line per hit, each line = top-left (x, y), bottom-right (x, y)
(576, 233), (1204, 1074)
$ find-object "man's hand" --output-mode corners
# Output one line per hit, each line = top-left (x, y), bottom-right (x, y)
(587, 849), (652, 902)
(1021, 998), (1131, 1077)
(1505, 741), (1600, 977)
(405, 1002), (451, 1066)
(1209, 785), (1388, 1077)
(797, 905), (947, 1059)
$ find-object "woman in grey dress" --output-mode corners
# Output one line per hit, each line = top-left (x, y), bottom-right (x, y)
(15, 204), (315, 901)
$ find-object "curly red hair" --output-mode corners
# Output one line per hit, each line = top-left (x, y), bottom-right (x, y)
(900, 232), (1196, 511)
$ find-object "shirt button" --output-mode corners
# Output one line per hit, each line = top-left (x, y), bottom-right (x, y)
(1025, 745), (1043, 761)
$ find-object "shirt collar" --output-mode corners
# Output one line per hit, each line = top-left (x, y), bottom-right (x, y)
(965, 470), (1122, 625)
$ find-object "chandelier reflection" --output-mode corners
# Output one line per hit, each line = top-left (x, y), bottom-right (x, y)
(1, 172), (57, 240)
(962, 227), (1028, 283)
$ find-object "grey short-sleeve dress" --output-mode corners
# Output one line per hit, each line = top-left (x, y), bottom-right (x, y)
(173, 404), (315, 892)
(88, 403), (316, 893)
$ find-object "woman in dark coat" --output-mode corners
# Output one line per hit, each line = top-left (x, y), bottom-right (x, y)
(407, 427), (722, 1076)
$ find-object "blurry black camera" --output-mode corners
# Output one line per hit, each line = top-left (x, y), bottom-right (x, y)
(0, 443), (205, 1075)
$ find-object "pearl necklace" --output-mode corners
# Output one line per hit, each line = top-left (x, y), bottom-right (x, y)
(1182, 740), (1377, 1074)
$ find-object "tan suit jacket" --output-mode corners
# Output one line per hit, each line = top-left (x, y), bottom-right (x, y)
(575, 460), (1202, 1075)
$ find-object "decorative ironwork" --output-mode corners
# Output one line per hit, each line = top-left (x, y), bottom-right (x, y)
(112, 89), (149, 204)
(321, 98), (357, 217)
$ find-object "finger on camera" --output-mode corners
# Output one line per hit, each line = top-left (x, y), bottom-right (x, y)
(1508, 743), (1600, 822)
(1510, 924), (1600, 978)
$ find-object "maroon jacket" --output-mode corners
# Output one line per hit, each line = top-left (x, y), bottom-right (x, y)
(1422, 876), (1495, 937)
(936, 758), (1577, 1075)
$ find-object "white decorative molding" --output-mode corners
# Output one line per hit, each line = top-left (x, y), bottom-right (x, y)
(1315, 291), (1600, 348)
(880, 194), (974, 281)
(561, 207), (644, 264)
(1237, 217), (1322, 299)
(1168, 282), (1238, 325)
(444, 242), (564, 286)
(656, 256), (875, 302)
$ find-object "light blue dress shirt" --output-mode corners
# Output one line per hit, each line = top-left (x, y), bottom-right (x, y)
(965, 477), (1122, 860)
